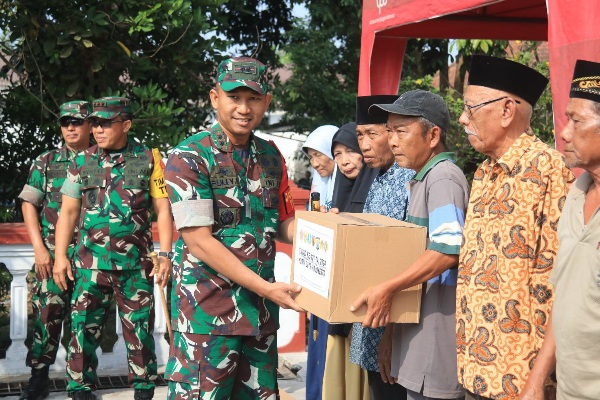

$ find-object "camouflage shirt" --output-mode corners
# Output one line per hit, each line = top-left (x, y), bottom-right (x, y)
(19, 146), (80, 257)
(165, 123), (295, 336)
(61, 139), (168, 270)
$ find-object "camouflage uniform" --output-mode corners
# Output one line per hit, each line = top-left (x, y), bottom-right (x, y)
(19, 147), (78, 367)
(164, 121), (295, 399)
(61, 136), (167, 393)
(18, 101), (91, 371)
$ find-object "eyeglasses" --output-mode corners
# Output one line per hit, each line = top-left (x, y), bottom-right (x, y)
(463, 96), (521, 119)
(59, 118), (86, 127)
(90, 119), (126, 128)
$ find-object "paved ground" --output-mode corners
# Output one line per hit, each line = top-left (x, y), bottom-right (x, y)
(2, 352), (307, 400)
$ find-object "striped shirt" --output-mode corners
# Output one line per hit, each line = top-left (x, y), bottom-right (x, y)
(392, 152), (469, 398)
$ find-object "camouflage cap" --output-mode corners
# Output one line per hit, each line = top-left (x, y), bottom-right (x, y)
(89, 96), (132, 119)
(59, 100), (91, 119)
(217, 56), (268, 94)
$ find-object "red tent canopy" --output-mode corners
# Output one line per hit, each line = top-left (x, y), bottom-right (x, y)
(359, 0), (600, 152)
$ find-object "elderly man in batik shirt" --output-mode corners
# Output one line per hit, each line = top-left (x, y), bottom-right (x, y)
(456, 56), (574, 400)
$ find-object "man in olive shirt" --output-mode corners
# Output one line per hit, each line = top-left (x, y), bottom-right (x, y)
(523, 59), (600, 400)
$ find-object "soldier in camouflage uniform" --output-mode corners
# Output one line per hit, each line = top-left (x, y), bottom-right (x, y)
(52, 97), (173, 400)
(18, 101), (93, 400)
(164, 56), (302, 400)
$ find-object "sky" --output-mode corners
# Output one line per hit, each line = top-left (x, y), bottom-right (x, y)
(292, 3), (308, 19)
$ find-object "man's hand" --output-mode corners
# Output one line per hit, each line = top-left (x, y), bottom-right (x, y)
(53, 256), (73, 291)
(33, 246), (53, 279)
(149, 256), (172, 289)
(262, 282), (303, 312)
(350, 283), (394, 328)
(519, 314), (555, 400)
(378, 325), (397, 384)
(518, 381), (545, 400)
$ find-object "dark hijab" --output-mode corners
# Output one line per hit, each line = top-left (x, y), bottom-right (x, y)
(329, 123), (380, 337)
(330, 122), (379, 212)
(331, 122), (358, 211)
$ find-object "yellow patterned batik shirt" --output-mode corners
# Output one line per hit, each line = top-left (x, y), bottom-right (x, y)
(456, 133), (574, 398)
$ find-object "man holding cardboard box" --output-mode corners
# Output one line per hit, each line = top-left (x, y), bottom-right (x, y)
(354, 90), (469, 400)
(349, 95), (414, 400)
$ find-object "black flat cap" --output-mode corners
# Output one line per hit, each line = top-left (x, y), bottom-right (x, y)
(468, 55), (548, 106)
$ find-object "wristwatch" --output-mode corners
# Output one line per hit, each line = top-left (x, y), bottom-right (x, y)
(158, 251), (174, 260)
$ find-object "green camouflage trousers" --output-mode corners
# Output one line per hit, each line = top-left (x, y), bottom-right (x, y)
(165, 331), (279, 400)
(27, 275), (72, 368)
(66, 268), (157, 392)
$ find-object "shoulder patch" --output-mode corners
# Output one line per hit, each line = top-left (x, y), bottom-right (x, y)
(177, 151), (204, 164)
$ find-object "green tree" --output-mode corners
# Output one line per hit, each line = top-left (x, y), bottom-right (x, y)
(402, 39), (451, 91)
(0, 0), (294, 217)
(273, 0), (362, 133)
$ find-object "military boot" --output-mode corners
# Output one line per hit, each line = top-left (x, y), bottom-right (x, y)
(68, 391), (97, 400)
(134, 388), (154, 400)
(19, 366), (50, 400)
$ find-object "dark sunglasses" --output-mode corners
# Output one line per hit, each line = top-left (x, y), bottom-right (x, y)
(59, 118), (86, 127)
(90, 119), (126, 128)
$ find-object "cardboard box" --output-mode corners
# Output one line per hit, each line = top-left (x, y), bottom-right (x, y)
(291, 211), (426, 323)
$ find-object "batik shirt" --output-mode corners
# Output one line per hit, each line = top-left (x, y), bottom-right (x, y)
(164, 123), (295, 336)
(61, 139), (167, 271)
(456, 133), (574, 397)
(349, 163), (415, 371)
(19, 146), (80, 258)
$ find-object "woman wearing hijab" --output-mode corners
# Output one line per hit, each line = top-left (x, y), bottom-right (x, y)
(303, 125), (338, 400)
(331, 122), (362, 210)
(304, 123), (378, 400)
(330, 122), (379, 213)
(302, 125), (338, 211)
(322, 122), (376, 400)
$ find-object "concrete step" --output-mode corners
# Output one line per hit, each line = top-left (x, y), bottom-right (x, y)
(0, 352), (308, 400)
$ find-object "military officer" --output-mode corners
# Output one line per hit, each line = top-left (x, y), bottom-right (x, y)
(163, 56), (302, 399)
(18, 101), (93, 400)
(53, 97), (173, 400)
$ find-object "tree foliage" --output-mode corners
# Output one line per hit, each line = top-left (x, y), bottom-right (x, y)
(0, 0), (294, 215)
(402, 39), (451, 91)
(273, 0), (362, 133)
(0, 0), (558, 220)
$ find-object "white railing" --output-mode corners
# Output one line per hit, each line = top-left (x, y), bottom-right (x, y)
(0, 241), (304, 378)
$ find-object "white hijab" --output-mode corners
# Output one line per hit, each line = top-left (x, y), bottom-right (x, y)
(303, 125), (338, 210)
